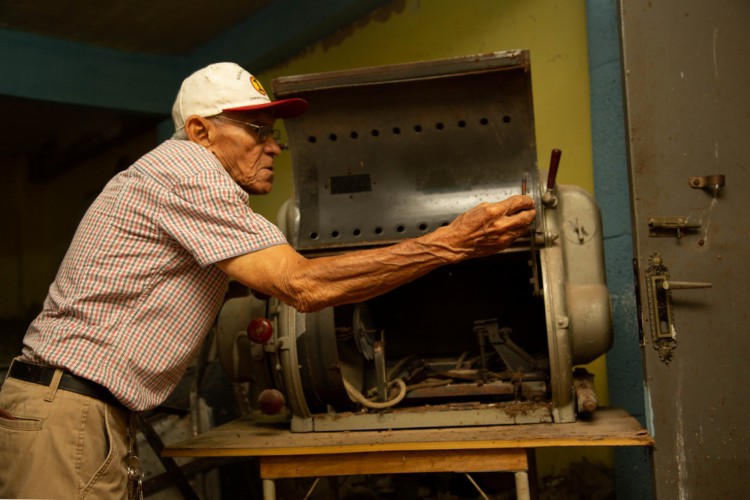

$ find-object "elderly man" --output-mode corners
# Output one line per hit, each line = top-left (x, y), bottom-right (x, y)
(0, 62), (535, 498)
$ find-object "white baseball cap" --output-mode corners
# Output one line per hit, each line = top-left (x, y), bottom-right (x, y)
(172, 62), (308, 133)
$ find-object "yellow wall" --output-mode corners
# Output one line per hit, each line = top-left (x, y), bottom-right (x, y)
(253, 0), (594, 219)
(253, 0), (612, 475)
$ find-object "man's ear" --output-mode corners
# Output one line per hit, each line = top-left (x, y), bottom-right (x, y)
(185, 116), (215, 146)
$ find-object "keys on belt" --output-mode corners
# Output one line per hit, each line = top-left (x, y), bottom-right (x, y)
(127, 413), (144, 500)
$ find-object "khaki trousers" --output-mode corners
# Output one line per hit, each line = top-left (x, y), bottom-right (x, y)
(0, 367), (130, 499)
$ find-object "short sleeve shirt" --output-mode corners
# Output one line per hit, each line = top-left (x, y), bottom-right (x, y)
(22, 140), (287, 411)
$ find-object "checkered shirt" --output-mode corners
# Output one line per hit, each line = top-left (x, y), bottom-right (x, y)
(22, 140), (287, 411)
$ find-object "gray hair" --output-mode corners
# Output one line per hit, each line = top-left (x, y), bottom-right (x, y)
(171, 129), (188, 140)
(171, 115), (222, 140)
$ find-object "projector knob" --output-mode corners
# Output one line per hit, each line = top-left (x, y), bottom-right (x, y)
(247, 317), (273, 344)
(257, 389), (285, 415)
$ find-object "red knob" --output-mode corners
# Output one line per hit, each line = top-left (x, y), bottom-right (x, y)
(546, 148), (562, 190)
(247, 317), (273, 344)
(257, 389), (285, 415)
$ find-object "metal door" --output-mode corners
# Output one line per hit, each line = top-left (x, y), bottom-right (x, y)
(619, 0), (750, 497)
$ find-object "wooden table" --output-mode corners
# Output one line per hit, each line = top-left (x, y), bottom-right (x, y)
(163, 407), (653, 499)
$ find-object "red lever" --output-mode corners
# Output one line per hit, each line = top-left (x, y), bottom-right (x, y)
(247, 317), (273, 344)
(547, 149), (562, 190)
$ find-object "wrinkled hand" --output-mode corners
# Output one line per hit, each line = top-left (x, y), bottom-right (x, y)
(440, 195), (536, 259)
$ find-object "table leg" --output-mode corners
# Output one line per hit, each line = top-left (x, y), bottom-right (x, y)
(327, 476), (339, 499)
(514, 471), (531, 500)
(262, 478), (276, 500)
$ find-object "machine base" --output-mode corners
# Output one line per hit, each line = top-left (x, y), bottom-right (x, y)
(290, 401), (553, 432)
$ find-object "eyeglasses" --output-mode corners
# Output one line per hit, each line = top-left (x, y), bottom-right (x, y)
(214, 116), (281, 143)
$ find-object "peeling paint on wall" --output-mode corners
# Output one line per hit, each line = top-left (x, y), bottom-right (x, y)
(643, 381), (655, 437)
(321, 0), (407, 51)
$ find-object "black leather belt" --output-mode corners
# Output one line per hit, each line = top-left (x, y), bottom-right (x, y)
(9, 360), (123, 409)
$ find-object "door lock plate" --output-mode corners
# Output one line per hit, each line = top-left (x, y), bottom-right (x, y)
(645, 254), (677, 362)
(644, 253), (712, 363)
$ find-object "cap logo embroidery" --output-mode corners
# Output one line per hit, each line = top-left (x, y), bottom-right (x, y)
(250, 76), (267, 96)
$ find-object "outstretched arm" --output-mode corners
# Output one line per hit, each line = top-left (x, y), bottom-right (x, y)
(216, 195), (536, 312)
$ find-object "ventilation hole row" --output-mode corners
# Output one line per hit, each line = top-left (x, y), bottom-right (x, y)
(307, 116), (510, 143)
(307, 220), (450, 240)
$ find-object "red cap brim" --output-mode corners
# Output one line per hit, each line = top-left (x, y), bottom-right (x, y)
(223, 97), (308, 119)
